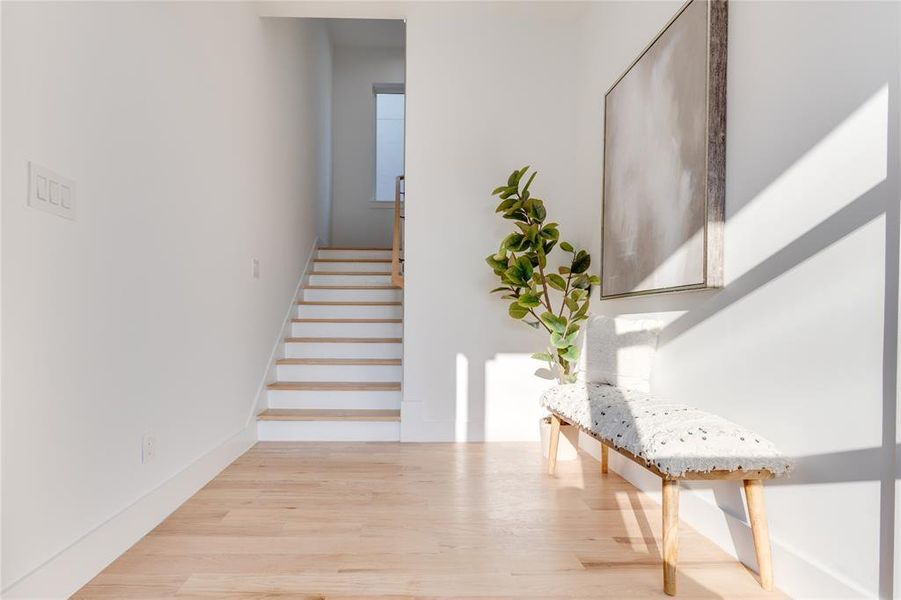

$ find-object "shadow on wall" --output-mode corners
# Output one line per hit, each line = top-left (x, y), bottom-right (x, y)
(597, 77), (897, 597)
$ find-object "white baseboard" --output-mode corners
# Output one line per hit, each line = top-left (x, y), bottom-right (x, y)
(576, 432), (872, 599)
(249, 237), (319, 419)
(2, 423), (256, 599)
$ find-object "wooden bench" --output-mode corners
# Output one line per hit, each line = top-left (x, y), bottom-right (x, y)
(542, 382), (790, 596)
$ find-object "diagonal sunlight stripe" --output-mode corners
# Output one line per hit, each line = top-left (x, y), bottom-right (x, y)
(728, 84), (889, 281)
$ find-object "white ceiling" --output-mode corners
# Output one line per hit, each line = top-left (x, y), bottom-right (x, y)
(325, 18), (405, 49)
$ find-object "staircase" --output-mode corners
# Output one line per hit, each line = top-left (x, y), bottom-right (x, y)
(256, 247), (403, 441)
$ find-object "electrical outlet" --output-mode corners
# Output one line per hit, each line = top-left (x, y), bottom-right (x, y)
(251, 258), (260, 279)
(142, 434), (156, 463)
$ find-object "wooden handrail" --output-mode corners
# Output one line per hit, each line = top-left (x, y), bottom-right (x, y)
(391, 175), (404, 288)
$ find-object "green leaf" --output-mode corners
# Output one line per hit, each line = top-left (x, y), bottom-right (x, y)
(560, 241), (574, 253)
(495, 198), (517, 212)
(485, 255), (506, 271)
(522, 171), (538, 194)
(572, 273), (590, 289)
(491, 185), (507, 196)
(502, 233), (524, 251)
(524, 320), (541, 330)
(489, 286), (509, 294)
(560, 345), (580, 362)
(540, 312), (568, 334)
(588, 275), (601, 285)
(536, 246), (547, 269)
(518, 293), (541, 308)
(547, 273), (566, 291)
(516, 256), (534, 281)
(565, 296), (579, 312)
(571, 250), (591, 274)
(508, 302), (529, 319)
(572, 299), (590, 320)
(531, 352), (553, 362)
(551, 329), (579, 349)
(558, 266), (571, 275)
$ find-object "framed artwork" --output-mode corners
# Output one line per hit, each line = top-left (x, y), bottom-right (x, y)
(601, 0), (727, 299)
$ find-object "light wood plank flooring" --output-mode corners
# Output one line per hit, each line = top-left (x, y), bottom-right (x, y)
(74, 443), (786, 599)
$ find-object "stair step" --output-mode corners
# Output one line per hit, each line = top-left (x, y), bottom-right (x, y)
(303, 287), (402, 302)
(296, 301), (401, 305)
(257, 408), (401, 421)
(309, 274), (393, 286)
(291, 318), (401, 323)
(310, 271), (392, 276)
(268, 389), (401, 410)
(285, 339), (402, 359)
(275, 361), (401, 381)
(276, 358), (401, 365)
(287, 336), (401, 343)
(312, 262), (392, 273)
(319, 247), (392, 251)
(315, 258), (391, 263)
(296, 303), (402, 319)
(267, 381), (401, 391)
(290, 320), (402, 337)
(305, 284), (396, 289)
(317, 249), (393, 260)
(257, 417), (400, 440)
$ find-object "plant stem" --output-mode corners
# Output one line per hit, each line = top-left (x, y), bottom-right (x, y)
(557, 268), (574, 319)
(536, 260), (554, 314)
(528, 308), (553, 334)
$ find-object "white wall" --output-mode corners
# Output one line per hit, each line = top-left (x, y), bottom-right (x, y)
(1, 3), (332, 596)
(330, 44), (405, 248)
(401, 2), (592, 442)
(268, 1), (901, 597)
(575, 2), (901, 598)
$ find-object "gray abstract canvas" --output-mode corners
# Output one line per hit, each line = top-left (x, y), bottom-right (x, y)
(601, 0), (725, 298)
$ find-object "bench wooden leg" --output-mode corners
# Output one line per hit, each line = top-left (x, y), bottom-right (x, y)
(600, 442), (609, 474)
(662, 478), (679, 596)
(547, 415), (561, 475)
(744, 479), (774, 591)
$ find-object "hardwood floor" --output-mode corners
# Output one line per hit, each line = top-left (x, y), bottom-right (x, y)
(74, 443), (786, 599)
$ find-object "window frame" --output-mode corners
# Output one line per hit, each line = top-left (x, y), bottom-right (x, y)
(371, 83), (406, 207)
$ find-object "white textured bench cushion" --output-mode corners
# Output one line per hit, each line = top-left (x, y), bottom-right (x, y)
(541, 382), (792, 477)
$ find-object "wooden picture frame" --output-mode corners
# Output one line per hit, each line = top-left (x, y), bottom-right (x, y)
(600, 0), (727, 299)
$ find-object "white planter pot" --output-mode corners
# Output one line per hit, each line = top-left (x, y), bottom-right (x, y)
(539, 416), (579, 461)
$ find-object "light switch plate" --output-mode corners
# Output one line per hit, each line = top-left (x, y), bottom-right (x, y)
(252, 258), (260, 279)
(28, 162), (76, 220)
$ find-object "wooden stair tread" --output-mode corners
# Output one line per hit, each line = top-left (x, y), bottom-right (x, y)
(310, 271), (392, 276)
(276, 358), (401, 366)
(305, 285), (398, 290)
(315, 258), (391, 263)
(286, 337), (402, 343)
(296, 301), (401, 306)
(266, 381), (401, 391)
(319, 246), (392, 251)
(257, 408), (400, 421)
(291, 318), (401, 323)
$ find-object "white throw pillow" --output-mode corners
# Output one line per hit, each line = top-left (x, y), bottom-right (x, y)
(582, 314), (661, 392)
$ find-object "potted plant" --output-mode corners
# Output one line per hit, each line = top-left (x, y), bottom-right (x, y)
(485, 166), (599, 458)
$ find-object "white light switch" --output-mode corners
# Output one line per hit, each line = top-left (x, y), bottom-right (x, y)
(28, 162), (76, 220)
(252, 258), (261, 279)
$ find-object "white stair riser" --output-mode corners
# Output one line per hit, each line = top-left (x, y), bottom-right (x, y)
(285, 342), (402, 359)
(275, 363), (402, 381)
(313, 261), (391, 273)
(290, 321), (402, 337)
(317, 249), (392, 260)
(309, 273), (392, 285)
(268, 389), (401, 410)
(303, 288), (402, 302)
(257, 419), (400, 442)
(296, 304), (403, 319)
